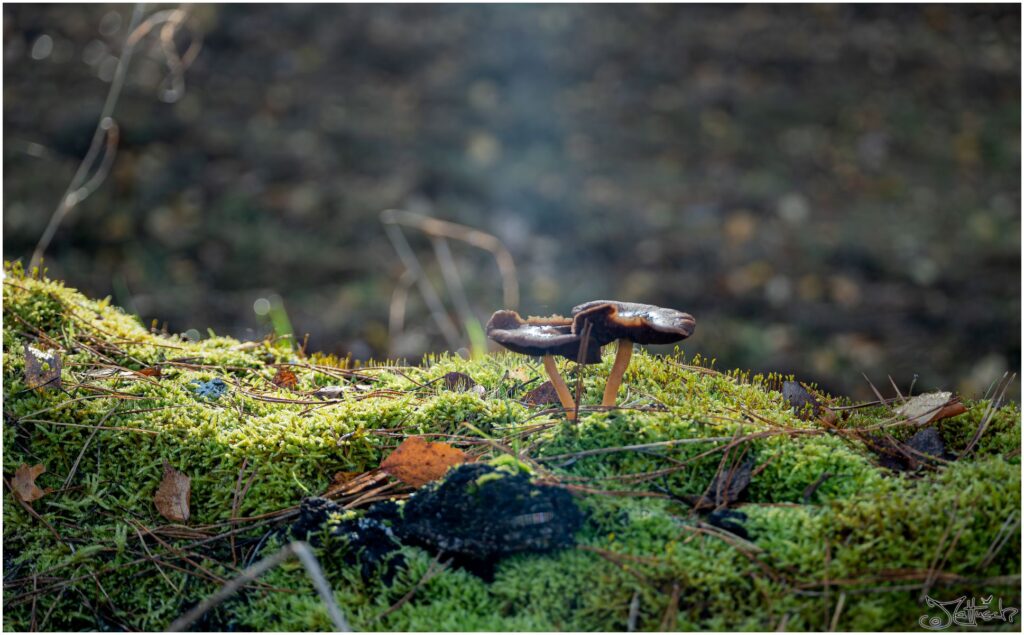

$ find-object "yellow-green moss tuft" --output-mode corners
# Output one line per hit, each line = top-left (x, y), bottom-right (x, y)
(3, 267), (1019, 631)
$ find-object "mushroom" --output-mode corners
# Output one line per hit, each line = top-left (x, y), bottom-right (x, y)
(486, 310), (600, 420)
(571, 301), (696, 408)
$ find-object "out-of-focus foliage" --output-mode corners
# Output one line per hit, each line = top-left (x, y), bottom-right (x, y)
(3, 4), (1020, 399)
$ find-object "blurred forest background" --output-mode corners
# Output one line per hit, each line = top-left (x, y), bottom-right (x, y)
(3, 4), (1020, 399)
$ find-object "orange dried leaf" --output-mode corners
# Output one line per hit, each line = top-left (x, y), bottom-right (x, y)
(138, 367), (162, 378)
(154, 460), (191, 523)
(12, 464), (48, 503)
(380, 436), (467, 487)
(272, 368), (298, 389)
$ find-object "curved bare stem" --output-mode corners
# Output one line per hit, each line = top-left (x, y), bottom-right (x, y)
(602, 339), (633, 407)
(543, 355), (577, 421)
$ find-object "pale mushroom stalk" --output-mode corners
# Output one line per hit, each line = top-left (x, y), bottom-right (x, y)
(543, 354), (577, 420)
(602, 338), (633, 407)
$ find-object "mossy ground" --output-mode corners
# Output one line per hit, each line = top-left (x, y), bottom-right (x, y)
(3, 266), (1021, 631)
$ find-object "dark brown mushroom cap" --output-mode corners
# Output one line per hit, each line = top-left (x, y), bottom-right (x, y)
(486, 310), (602, 363)
(570, 301), (696, 346)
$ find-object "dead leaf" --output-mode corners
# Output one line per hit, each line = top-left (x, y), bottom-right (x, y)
(154, 460), (191, 523)
(442, 372), (477, 392)
(323, 470), (362, 497)
(272, 368), (298, 389)
(524, 381), (561, 406)
(380, 436), (467, 488)
(11, 464), (48, 503)
(782, 381), (823, 419)
(704, 459), (753, 507)
(138, 367), (162, 378)
(869, 426), (948, 473)
(896, 392), (967, 426)
(24, 344), (61, 391)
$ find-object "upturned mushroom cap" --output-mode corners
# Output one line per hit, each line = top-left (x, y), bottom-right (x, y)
(486, 310), (602, 363)
(571, 301), (696, 346)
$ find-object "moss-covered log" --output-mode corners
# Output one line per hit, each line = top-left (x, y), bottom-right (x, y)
(3, 265), (1020, 631)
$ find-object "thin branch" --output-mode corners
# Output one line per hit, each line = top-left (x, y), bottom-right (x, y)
(382, 221), (462, 348)
(166, 541), (350, 632)
(373, 555), (449, 622)
(30, 4), (145, 270)
(430, 236), (475, 335)
(381, 208), (519, 308)
(627, 590), (641, 632)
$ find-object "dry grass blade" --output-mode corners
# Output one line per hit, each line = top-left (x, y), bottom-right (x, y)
(381, 208), (519, 308)
(166, 541), (350, 632)
(960, 372), (1015, 458)
(658, 582), (680, 631)
(537, 435), (736, 463)
(861, 373), (888, 405)
(373, 555), (450, 622)
(2, 476), (63, 543)
(575, 319), (594, 417)
(828, 591), (847, 631)
(980, 511), (1020, 569)
(627, 590), (641, 632)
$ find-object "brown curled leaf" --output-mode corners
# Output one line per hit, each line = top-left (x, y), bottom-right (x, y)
(12, 464), (49, 503)
(154, 460), (191, 523)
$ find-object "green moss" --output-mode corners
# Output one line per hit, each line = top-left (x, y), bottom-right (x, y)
(2, 267), (1020, 631)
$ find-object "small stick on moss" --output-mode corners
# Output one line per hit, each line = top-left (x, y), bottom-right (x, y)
(19, 418), (157, 435)
(603, 339), (633, 407)
(373, 555), (449, 622)
(828, 591), (847, 632)
(627, 590), (641, 632)
(64, 403), (123, 489)
(2, 477), (63, 544)
(230, 458), (259, 567)
(979, 510), (1020, 569)
(166, 541), (350, 632)
(658, 582), (680, 631)
(537, 436), (736, 463)
(38, 588), (67, 632)
(132, 524), (179, 593)
(30, 574), (38, 632)
(542, 355), (577, 421)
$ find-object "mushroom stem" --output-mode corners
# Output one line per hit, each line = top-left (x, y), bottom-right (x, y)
(542, 354), (577, 421)
(602, 339), (633, 407)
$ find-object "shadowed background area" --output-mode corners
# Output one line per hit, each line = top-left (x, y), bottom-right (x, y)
(3, 4), (1020, 399)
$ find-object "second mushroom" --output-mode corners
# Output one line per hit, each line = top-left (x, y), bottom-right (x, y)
(487, 301), (695, 419)
(570, 301), (696, 408)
